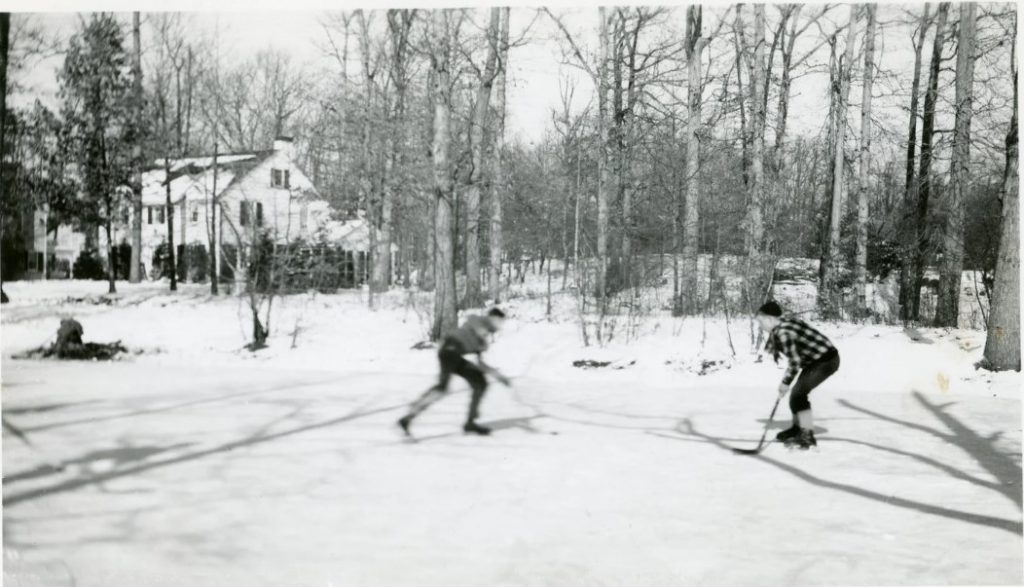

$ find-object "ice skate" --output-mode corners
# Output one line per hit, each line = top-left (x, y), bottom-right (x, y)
(462, 421), (492, 436)
(775, 424), (801, 443)
(397, 415), (413, 436)
(795, 429), (817, 450)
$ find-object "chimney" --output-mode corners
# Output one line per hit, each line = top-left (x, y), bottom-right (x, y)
(273, 135), (295, 160)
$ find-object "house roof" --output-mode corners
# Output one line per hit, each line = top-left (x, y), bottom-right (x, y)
(141, 146), (322, 206)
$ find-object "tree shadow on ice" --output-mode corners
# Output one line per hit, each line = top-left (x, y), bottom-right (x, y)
(675, 418), (1022, 536)
(2, 402), (406, 508)
(4, 442), (193, 485)
(838, 392), (1021, 509)
(4, 401), (100, 416)
(18, 375), (341, 434)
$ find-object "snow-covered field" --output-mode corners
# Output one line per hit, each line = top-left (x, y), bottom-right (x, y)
(2, 279), (1021, 586)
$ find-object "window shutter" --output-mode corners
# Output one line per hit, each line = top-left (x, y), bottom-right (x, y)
(240, 202), (249, 227)
(147, 207), (152, 224)
(284, 170), (290, 189)
(256, 202), (264, 227)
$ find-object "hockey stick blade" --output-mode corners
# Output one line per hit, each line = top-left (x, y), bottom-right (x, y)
(731, 394), (783, 456)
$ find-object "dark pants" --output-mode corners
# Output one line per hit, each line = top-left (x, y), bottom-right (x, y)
(789, 349), (840, 415)
(406, 339), (488, 423)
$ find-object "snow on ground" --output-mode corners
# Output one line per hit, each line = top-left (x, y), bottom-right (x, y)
(1, 279), (1021, 586)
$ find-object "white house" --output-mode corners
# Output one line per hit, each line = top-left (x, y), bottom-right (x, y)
(21, 209), (86, 279)
(101, 137), (334, 278)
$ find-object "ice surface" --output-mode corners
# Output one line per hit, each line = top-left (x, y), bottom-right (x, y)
(1, 279), (1020, 586)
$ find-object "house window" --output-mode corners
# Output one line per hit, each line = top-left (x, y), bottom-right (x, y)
(191, 204), (199, 223)
(240, 202), (250, 227)
(299, 204), (308, 232)
(271, 169), (290, 189)
(147, 206), (165, 225)
(256, 202), (264, 227)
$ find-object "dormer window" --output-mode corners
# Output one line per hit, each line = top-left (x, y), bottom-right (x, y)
(271, 168), (290, 189)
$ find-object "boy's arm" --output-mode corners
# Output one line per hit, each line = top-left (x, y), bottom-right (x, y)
(477, 353), (511, 386)
(778, 332), (802, 385)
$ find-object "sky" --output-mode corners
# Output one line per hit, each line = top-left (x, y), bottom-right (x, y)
(6, 2), (1015, 161)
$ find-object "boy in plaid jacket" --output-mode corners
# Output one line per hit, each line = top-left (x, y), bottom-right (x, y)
(756, 301), (840, 449)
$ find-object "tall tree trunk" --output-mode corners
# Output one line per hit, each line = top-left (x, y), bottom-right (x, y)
(184, 46), (193, 155)
(912, 3), (949, 321)
(175, 67), (183, 156)
(0, 13), (7, 193)
(180, 194), (187, 281)
(818, 8), (857, 317)
(488, 7), (509, 303)
(100, 130), (116, 294)
(380, 10), (413, 296)
(129, 12), (144, 283)
(983, 44), (1019, 370)
(464, 8), (500, 309)
(357, 11), (381, 305)
(596, 7), (611, 311)
(210, 143), (219, 295)
(733, 5), (750, 190)
(899, 4), (930, 320)
(935, 2), (975, 327)
(855, 4), (877, 313)
(742, 4), (768, 312)
(613, 13), (629, 286)
(0, 12), (8, 304)
(773, 5), (801, 158)
(680, 5), (703, 315)
(430, 9), (457, 340)
(160, 94), (177, 291)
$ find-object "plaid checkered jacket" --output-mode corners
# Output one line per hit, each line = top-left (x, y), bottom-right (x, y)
(769, 317), (837, 385)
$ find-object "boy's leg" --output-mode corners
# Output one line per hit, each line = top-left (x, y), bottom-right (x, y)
(399, 351), (458, 429)
(455, 362), (489, 433)
(787, 351), (840, 435)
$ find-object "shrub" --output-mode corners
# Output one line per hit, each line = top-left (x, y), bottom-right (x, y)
(72, 249), (106, 280)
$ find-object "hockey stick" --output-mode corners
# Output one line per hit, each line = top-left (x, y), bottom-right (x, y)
(731, 394), (782, 455)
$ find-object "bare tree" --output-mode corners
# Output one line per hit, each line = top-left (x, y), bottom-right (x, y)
(818, 6), (857, 317)
(910, 2), (950, 320)
(597, 7), (611, 315)
(679, 5), (703, 314)
(129, 12), (143, 283)
(983, 21), (1019, 370)
(463, 8), (500, 309)
(899, 4), (931, 321)
(489, 7), (509, 303)
(741, 4), (770, 318)
(356, 10), (381, 307)
(429, 9), (457, 339)
(935, 2), (977, 327)
(855, 4), (877, 313)
(378, 9), (415, 297)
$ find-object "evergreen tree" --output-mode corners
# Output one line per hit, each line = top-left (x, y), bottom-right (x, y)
(59, 13), (137, 293)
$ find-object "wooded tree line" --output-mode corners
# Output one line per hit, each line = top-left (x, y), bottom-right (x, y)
(0, 5), (1018, 369)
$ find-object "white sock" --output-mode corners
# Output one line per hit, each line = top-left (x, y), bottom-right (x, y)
(797, 410), (814, 431)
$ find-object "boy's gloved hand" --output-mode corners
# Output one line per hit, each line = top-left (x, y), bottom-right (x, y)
(777, 383), (790, 398)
